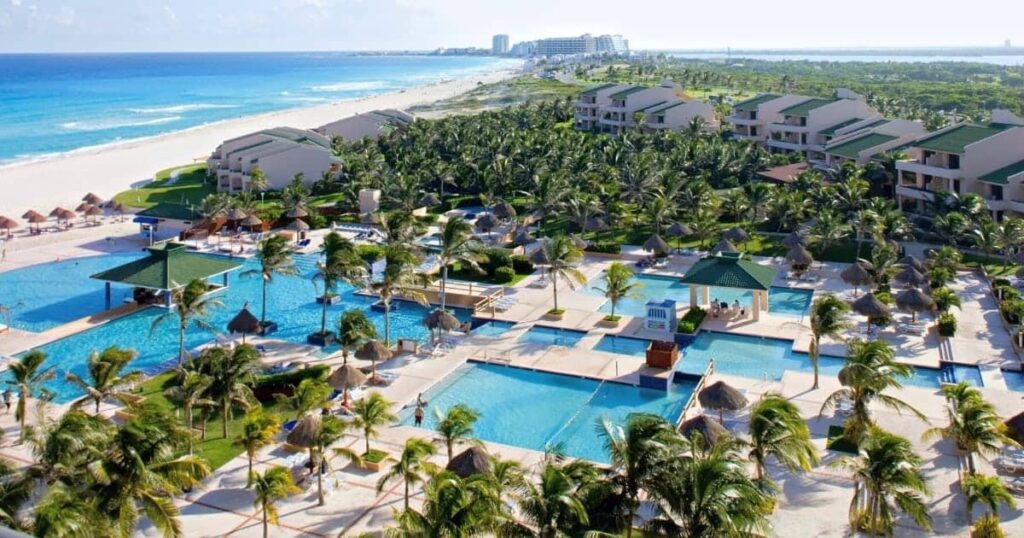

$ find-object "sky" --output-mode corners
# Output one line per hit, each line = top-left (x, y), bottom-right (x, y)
(0, 0), (1021, 53)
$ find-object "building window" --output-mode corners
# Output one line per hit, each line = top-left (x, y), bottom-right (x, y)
(991, 185), (1003, 201)
(948, 154), (960, 169)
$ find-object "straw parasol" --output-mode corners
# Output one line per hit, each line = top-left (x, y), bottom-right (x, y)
(240, 214), (263, 229)
(583, 217), (609, 234)
(898, 254), (924, 272)
(678, 414), (730, 447)
(286, 205), (309, 219)
(568, 233), (588, 250)
(227, 303), (261, 343)
(84, 205), (103, 223)
(327, 364), (368, 407)
(782, 231), (806, 248)
(893, 266), (927, 288)
(49, 207), (69, 218)
(785, 244), (815, 267)
(723, 227), (749, 244)
(418, 193), (441, 207)
(851, 292), (889, 322)
(21, 210), (42, 220)
(111, 202), (126, 221)
(895, 287), (935, 323)
(356, 339), (393, 380)
(492, 201), (516, 221)
(75, 202), (91, 213)
(287, 219), (310, 232)
(0, 217), (18, 238)
(226, 207), (248, 221)
(1004, 411), (1024, 445)
(643, 233), (670, 257)
(424, 309), (461, 342)
(710, 238), (738, 255)
(475, 213), (497, 233)
(286, 414), (321, 450)
(24, 211), (47, 232)
(840, 262), (873, 296)
(446, 446), (491, 478)
(513, 228), (535, 246)
(529, 243), (550, 265)
(667, 222), (692, 237)
(698, 380), (748, 422)
(82, 193), (104, 206)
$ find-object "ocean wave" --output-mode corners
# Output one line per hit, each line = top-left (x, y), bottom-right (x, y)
(280, 96), (330, 103)
(128, 103), (238, 114)
(59, 116), (182, 132)
(309, 81), (389, 92)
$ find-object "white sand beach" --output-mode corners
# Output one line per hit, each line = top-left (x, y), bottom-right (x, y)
(0, 68), (518, 217)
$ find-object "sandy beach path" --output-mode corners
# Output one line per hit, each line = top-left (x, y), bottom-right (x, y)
(0, 69), (515, 217)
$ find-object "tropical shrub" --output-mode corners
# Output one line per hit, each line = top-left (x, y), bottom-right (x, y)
(511, 255), (534, 274)
(356, 244), (385, 263)
(1000, 299), (1024, 324)
(585, 241), (621, 254)
(994, 284), (1020, 302)
(677, 307), (706, 334)
(483, 248), (513, 276)
(971, 514), (1005, 538)
(937, 313), (957, 337)
(253, 365), (329, 400)
(493, 266), (516, 284)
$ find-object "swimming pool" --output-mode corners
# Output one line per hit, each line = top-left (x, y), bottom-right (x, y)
(399, 362), (695, 462)
(576, 273), (813, 318)
(17, 253), (468, 402)
(0, 251), (146, 332)
(520, 326), (587, 347)
(593, 334), (650, 357)
(472, 320), (516, 337)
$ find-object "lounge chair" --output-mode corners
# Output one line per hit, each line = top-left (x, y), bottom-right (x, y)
(998, 456), (1024, 474)
(372, 372), (398, 386)
(1002, 476), (1024, 495)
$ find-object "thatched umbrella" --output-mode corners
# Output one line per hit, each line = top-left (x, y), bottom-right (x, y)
(74, 202), (91, 213)
(418, 193), (441, 207)
(492, 201), (516, 221)
(786, 244), (815, 267)
(895, 287), (935, 323)
(840, 262), (873, 296)
(679, 414), (730, 447)
(286, 205), (309, 219)
(782, 231), (806, 248)
(893, 266), (927, 288)
(513, 228), (535, 246)
(710, 238), (738, 255)
(82, 193), (104, 206)
(21, 210), (41, 220)
(0, 217), (18, 239)
(666, 222), (692, 250)
(48, 207), (69, 219)
(583, 217), (609, 240)
(288, 219), (310, 233)
(475, 213), (497, 239)
(698, 380), (748, 422)
(227, 303), (261, 343)
(24, 211), (47, 233)
(355, 339), (393, 380)
(286, 414), (321, 449)
(327, 364), (367, 407)
(83, 205), (103, 225)
(240, 214), (263, 230)
(723, 227), (749, 244)
(227, 207), (248, 222)
(898, 255), (925, 272)
(851, 292), (889, 324)
(530, 243), (550, 266)
(643, 233), (670, 257)
(1004, 411), (1024, 446)
(446, 446), (491, 478)
(568, 233), (588, 250)
(424, 309), (461, 342)
(111, 202), (126, 221)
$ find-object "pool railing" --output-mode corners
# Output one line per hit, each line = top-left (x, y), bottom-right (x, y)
(677, 358), (716, 427)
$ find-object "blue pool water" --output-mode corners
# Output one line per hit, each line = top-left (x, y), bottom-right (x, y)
(520, 326), (587, 347)
(16, 253), (469, 402)
(400, 362), (695, 462)
(577, 274), (813, 318)
(472, 320), (516, 337)
(593, 335), (650, 357)
(0, 252), (146, 332)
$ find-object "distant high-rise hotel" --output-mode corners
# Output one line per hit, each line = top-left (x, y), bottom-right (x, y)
(521, 34), (628, 57)
(492, 34), (510, 55)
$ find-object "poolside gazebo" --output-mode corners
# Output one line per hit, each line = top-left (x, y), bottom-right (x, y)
(679, 252), (777, 321)
(90, 242), (243, 309)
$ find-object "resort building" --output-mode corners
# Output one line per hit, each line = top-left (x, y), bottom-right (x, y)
(492, 34), (510, 55)
(764, 89), (876, 163)
(574, 83), (631, 131)
(316, 109), (414, 143)
(207, 127), (341, 193)
(725, 93), (809, 143)
(575, 80), (716, 134)
(821, 119), (926, 167)
(595, 34), (629, 54)
(895, 109), (1024, 220)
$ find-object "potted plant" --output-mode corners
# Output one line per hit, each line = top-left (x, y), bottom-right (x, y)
(592, 262), (641, 328)
(545, 308), (566, 320)
(352, 392), (396, 472)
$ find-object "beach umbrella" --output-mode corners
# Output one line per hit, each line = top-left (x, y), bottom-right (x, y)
(781, 231), (806, 248)
(785, 244), (814, 267)
(723, 227), (749, 244)
(851, 292), (889, 323)
(58, 209), (77, 224)
(327, 364), (367, 407)
(424, 308), (461, 342)
(893, 266), (927, 288)
(111, 202), (126, 222)
(227, 303), (261, 343)
(355, 339), (392, 380)
(698, 381), (748, 422)
(226, 207), (248, 221)
(286, 414), (321, 450)
(643, 233), (670, 257)
(287, 219), (310, 232)
(569, 233), (588, 250)
(286, 205), (309, 219)
(513, 228), (535, 246)
(678, 414), (730, 447)
(75, 202), (91, 213)
(360, 212), (381, 225)
(492, 201), (516, 221)
(24, 211), (47, 232)
(898, 254), (924, 272)
(240, 214), (263, 229)
(840, 262), (873, 296)
(418, 193), (441, 207)
(529, 243), (550, 265)
(710, 238), (738, 255)
(82, 193), (104, 206)
(583, 217), (609, 235)
(446, 446), (491, 478)
(1004, 412), (1024, 446)
(48, 207), (69, 218)
(0, 217), (18, 238)
(21, 210), (41, 220)
(895, 287), (935, 323)
(667, 222), (692, 238)
(475, 214), (497, 238)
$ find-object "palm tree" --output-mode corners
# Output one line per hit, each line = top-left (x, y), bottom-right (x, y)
(390, 471), (505, 536)
(32, 482), (111, 537)
(0, 459), (30, 531)
(591, 262), (641, 321)
(810, 210), (849, 256)
(971, 218), (1002, 262)
(539, 235), (586, 314)
(278, 377), (332, 421)
(377, 437), (438, 509)
(747, 393), (819, 482)
(251, 466), (300, 538)
(963, 473), (1015, 526)
(151, 279), (222, 366)
(7, 350), (55, 443)
(337, 309), (378, 365)
(163, 370), (214, 448)
(931, 287), (962, 313)
(313, 233), (367, 339)
(436, 218), (482, 310)
(821, 339), (927, 445)
(370, 244), (430, 345)
(923, 383), (1014, 475)
(352, 392), (396, 456)
(194, 344), (261, 438)
(808, 294), (850, 390)
(65, 346), (142, 415)
(994, 217), (1023, 268)
(513, 461), (590, 537)
(249, 167), (268, 193)
(835, 428), (932, 535)
(436, 404), (480, 462)
(235, 409), (281, 487)
(244, 234), (297, 328)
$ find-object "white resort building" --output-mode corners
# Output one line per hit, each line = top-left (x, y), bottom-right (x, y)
(575, 80), (717, 135)
(316, 109), (414, 143)
(207, 127), (341, 194)
(821, 119), (926, 167)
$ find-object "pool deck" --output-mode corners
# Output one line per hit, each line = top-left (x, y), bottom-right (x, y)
(2, 229), (1024, 536)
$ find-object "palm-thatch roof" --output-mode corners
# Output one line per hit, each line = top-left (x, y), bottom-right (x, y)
(241, 214), (263, 227)
(893, 266), (927, 288)
(446, 446), (491, 478)
(84, 205), (104, 217)
(698, 381), (748, 418)
(327, 364), (367, 391)
(287, 219), (310, 232)
(710, 238), (739, 255)
(678, 414), (730, 446)
(25, 212), (47, 224)
(851, 292), (889, 318)
(418, 193), (441, 207)
(492, 201), (516, 220)
(898, 255), (924, 272)
(286, 414), (321, 448)
(355, 340), (393, 362)
(83, 193), (104, 205)
(529, 245), (550, 265)
(21, 210), (43, 221)
(643, 233), (670, 255)
(424, 309), (461, 331)
(583, 217), (608, 233)
(227, 207), (248, 221)
(513, 228), (535, 246)
(475, 214), (497, 231)
(782, 231), (806, 248)
(75, 202), (91, 213)
(840, 262), (873, 288)
(785, 244), (814, 266)
(286, 205), (309, 219)
(569, 234), (588, 250)
(723, 227), (749, 243)
(0, 216), (19, 231)
(227, 304), (261, 335)
(666, 222), (692, 237)
(895, 287), (935, 315)
(1005, 411), (1024, 445)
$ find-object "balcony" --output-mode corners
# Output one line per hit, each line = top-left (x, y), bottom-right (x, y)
(1009, 200), (1024, 214)
(985, 198), (1008, 212)
(768, 122), (809, 134)
(725, 115), (759, 126)
(896, 161), (965, 180)
(731, 132), (762, 142)
(766, 139), (807, 152)
(895, 185), (938, 203)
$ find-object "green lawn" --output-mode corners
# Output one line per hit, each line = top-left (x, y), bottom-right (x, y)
(443, 262), (532, 286)
(113, 164), (215, 209)
(962, 252), (1020, 277)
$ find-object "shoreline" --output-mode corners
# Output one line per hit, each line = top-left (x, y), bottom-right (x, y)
(0, 66), (520, 216)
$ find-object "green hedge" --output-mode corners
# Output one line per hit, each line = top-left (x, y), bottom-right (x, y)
(482, 248), (513, 276)
(357, 244), (385, 263)
(937, 312), (957, 337)
(493, 266), (516, 284)
(511, 254), (534, 274)
(586, 241), (621, 254)
(255, 365), (329, 392)
(677, 307), (707, 334)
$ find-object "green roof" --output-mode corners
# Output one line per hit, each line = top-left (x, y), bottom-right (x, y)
(648, 101), (687, 114)
(639, 101), (669, 112)
(609, 86), (647, 100)
(780, 98), (838, 117)
(979, 159), (1024, 185)
(680, 252), (777, 291)
(826, 133), (898, 160)
(913, 124), (1008, 154)
(137, 203), (198, 221)
(732, 94), (780, 112)
(580, 83), (617, 96)
(819, 118), (864, 136)
(91, 243), (243, 290)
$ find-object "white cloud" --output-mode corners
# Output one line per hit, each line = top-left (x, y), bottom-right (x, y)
(50, 5), (74, 26)
(10, 0), (21, 7)
(163, 4), (176, 23)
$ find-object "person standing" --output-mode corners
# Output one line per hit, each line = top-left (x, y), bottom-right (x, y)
(414, 404), (424, 427)
(2, 389), (12, 414)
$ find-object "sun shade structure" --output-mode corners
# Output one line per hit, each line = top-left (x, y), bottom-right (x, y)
(418, 193), (440, 207)
(678, 414), (730, 446)
(667, 222), (692, 237)
(355, 339), (393, 363)
(851, 292), (889, 321)
(840, 262), (873, 296)
(287, 219), (310, 232)
(893, 266), (927, 288)
(898, 255), (924, 272)
(328, 364), (368, 407)
(446, 446), (491, 478)
(698, 381), (748, 422)
(475, 213), (497, 233)
(82, 193), (104, 205)
(782, 231), (806, 248)
(91, 242), (242, 308)
(240, 214), (263, 228)
(529, 244), (550, 265)
(492, 201), (516, 220)
(424, 309), (461, 342)
(895, 287), (935, 322)
(710, 238), (738, 255)
(785, 244), (815, 266)
(643, 233), (670, 256)
(0, 216), (19, 238)
(286, 205), (309, 219)
(286, 414), (321, 448)
(227, 303), (261, 342)
(680, 252), (777, 320)
(1004, 411), (1024, 445)
(226, 208), (248, 221)
(583, 217), (608, 233)
(513, 228), (535, 246)
(723, 227), (749, 243)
